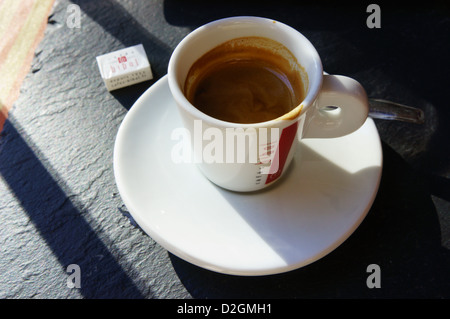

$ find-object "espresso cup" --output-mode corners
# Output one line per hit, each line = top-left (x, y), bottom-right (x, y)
(168, 16), (369, 192)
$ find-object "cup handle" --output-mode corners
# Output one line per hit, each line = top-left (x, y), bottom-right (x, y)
(302, 74), (369, 138)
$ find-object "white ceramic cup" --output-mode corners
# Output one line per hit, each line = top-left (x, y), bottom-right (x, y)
(168, 16), (369, 192)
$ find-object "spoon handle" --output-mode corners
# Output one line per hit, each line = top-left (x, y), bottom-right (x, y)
(368, 99), (425, 124)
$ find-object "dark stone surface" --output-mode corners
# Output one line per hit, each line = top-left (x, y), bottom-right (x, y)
(0, 0), (449, 298)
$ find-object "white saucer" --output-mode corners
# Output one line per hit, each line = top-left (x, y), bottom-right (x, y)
(114, 75), (383, 276)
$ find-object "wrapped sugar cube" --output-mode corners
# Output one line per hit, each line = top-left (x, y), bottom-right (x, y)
(96, 44), (153, 91)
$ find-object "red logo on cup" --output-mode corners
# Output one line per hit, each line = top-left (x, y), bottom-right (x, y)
(118, 56), (127, 63)
(265, 121), (298, 184)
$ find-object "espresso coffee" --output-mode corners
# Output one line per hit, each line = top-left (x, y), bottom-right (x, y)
(184, 37), (307, 124)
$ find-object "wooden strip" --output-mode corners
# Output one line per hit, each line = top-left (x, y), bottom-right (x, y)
(0, 0), (23, 38)
(0, 0), (34, 64)
(0, 0), (54, 132)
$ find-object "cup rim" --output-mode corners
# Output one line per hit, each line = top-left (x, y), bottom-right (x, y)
(168, 16), (323, 128)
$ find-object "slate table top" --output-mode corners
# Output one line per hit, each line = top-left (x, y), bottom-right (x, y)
(0, 0), (449, 299)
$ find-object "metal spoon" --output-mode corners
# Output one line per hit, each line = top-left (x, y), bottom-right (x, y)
(368, 98), (425, 124)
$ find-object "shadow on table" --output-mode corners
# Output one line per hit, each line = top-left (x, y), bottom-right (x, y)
(169, 142), (450, 298)
(163, 0), (370, 29)
(0, 117), (145, 298)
